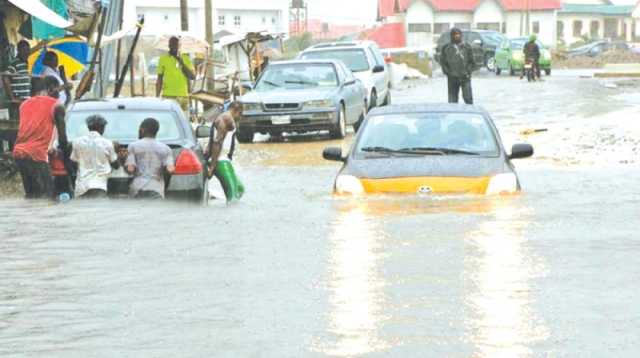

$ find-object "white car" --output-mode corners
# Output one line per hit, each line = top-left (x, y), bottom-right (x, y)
(298, 41), (391, 116)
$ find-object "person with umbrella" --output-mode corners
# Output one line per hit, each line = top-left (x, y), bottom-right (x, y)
(156, 36), (195, 118)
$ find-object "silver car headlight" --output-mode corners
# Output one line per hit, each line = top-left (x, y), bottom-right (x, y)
(485, 173), (518, 195)
(304, 99), (333, 108)
(242, 103), (262, 112)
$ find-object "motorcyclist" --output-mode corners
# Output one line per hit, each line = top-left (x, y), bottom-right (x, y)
(522, 34), (541, 80)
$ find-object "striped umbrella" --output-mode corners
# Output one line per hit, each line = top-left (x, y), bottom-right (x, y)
(28, 37), (89, 78)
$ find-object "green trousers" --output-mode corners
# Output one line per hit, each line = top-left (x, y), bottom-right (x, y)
(214, 160), (244, 202)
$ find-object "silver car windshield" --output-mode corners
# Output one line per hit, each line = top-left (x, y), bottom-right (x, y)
(66, 111), (182, 142)
(300, 49), (370, 72)
(356, 113), (499, 156)
(255, 63), (338, 91)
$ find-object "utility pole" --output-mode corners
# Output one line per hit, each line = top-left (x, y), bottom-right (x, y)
(205, 0), (215, 92)
(180, 0), (189, 32)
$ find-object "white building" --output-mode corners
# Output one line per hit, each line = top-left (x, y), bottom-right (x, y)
(123, 0), (290, 39)
(378, 0), (561, 49)
(557, 0), (636, 45)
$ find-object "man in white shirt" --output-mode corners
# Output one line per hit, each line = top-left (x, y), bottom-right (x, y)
(70, 115), (122, 199)
(38, 51), (72, 106)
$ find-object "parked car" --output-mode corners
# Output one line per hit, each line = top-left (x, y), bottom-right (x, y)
(51, 97), (211, 203)
(567, 40), (631, 58)
(435, 29), (507, 71)
(237, 60), (367, 142)
(494, 37), (552, 76)
(298, 41), (391, 111)
(322, 103), (533, 195)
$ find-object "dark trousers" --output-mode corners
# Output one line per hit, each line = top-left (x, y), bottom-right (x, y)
(80, 189), (108, 199)
(447, 76), (473, 104)
(15, 158), (53, 199)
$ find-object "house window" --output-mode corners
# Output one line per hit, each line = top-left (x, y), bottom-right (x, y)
(262, 17), (266, 25)
(476, 22), (500, 31)
(454, 22), (471, 30)
(164, 14), (169, 21)
(218, 16), (225, 26)
(234, 15), (241, 26)
(408, 23), (432, 33)
(590, 20), (599, 38)
(573, 20), (582, 37)
(434, 23), (450, 34)
(557, 21), (564, 39)
(272, 17), (277, 25)
(502, 22), (506, 33)
(532, 21), (540, 34)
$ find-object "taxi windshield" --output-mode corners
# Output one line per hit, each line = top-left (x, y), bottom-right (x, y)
(355, 113), (499, 156)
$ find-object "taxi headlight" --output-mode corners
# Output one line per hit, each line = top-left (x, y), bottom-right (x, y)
(486, 173), (518, 195)
(304, 99), (333, 108)
(335, 175), (364, 195)
(242, 103), (262, 112)
(513, 51), (524, 61)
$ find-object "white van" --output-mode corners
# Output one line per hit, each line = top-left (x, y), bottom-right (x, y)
(298, 41), (391, 111)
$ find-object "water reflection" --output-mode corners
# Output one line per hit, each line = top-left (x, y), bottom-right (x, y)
(318, 203), (388, 356)
(464, 200), (548, 357)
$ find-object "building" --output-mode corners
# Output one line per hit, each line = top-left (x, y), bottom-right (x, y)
(377, 0), (561, 49)
(557, 0), (635, 44)
(123, 0), (290, 39)
(293, 19), (366, 40)
(375, 0), (637, 50)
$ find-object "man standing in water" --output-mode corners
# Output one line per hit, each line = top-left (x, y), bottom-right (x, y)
(206, 102), (244, 202)
(440, 28), (475, 104)
(12, 77), (67, 199)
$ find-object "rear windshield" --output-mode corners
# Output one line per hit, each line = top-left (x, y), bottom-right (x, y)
(300, 49), (370, 72)
(66, 110), (183, 142)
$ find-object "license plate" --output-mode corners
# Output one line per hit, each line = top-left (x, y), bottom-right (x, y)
(271, 115), (291, 125)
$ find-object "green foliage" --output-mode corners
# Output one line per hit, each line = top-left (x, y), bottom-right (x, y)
(284, 32), (314, 57)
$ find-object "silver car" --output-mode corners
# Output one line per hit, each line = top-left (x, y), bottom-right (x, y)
(237, 60), (366, 143)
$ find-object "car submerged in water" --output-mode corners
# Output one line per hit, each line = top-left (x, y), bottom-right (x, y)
(237, 59), (367, 142)
(50, 97), (211, 203)
(322, 104), (533, 195)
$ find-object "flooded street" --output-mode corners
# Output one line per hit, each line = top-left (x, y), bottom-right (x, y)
(2, 70), (640, 357)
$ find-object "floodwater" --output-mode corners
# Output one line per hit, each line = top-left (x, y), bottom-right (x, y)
(1, 70), (639, 357)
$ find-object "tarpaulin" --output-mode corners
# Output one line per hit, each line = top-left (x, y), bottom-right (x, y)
(7, 0), (72, 29)
(31, 0), (67, 40)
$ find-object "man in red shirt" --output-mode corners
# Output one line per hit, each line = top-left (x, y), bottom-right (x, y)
(12, 76), (68, 199)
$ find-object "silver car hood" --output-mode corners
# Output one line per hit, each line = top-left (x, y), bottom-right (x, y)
(241, 87), (337, 104)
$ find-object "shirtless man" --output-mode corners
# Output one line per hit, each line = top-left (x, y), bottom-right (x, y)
(206, 102), (244, 201)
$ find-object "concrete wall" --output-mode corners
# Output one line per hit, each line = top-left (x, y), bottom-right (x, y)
(530, 11), (557, 47)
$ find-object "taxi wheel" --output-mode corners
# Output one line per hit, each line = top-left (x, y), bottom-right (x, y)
(330, 105), (346, 139)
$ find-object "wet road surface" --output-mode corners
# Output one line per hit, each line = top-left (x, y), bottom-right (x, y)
(1, 70), (639, 357)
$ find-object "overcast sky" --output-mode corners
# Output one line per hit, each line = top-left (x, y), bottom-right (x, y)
(306, 0), (378, 25)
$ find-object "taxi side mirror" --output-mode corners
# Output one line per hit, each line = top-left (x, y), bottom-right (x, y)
(509, 143), (533, 159)
(323, 147), (344, 162)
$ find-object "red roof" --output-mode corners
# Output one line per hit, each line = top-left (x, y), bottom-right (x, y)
(364, 22), (406, 49)
(378, 0), (560, 18)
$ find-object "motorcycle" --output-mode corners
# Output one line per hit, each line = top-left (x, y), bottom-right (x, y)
(523, 59), (537, 82)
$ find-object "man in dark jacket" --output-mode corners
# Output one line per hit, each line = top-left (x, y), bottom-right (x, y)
(440, 28), (475, 104)
(522, 34), (541, 80)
